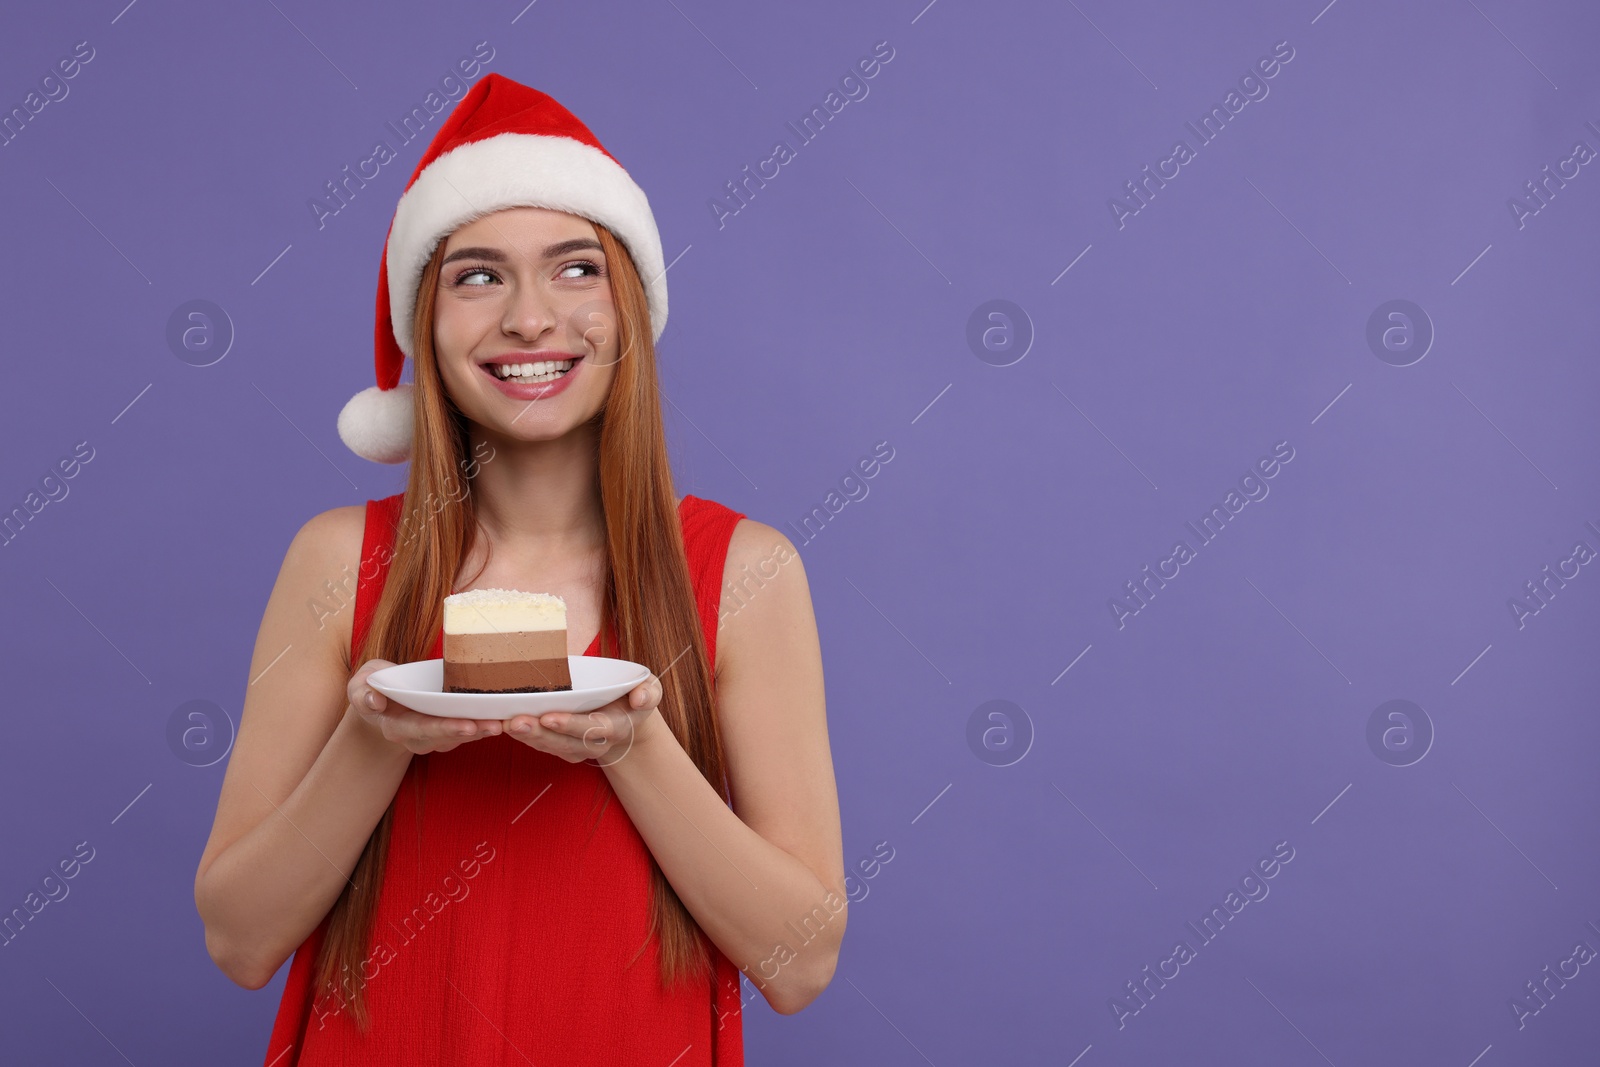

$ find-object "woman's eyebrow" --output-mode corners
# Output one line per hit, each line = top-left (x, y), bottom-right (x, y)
(440, 238), (604, 266)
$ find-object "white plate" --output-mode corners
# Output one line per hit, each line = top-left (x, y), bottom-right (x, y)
(366, 656), (650, 720)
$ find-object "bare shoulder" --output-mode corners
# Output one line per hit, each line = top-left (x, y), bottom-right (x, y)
(716, 517), (813, 677)
(293, 504), (366, 560)
(725, 517), (800, 569)
(278, 504), (367, 669)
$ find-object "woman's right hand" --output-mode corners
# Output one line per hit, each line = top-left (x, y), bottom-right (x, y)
(348, 659), (505, 754)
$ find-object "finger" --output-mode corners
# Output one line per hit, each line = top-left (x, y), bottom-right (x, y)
(505, 715), (593, 761)
(441, 716), (501, 738)
(507, 714), (566, 741)
(383, 709), (471, 746)
(537, 709), (600, 736)
(350, 660), (394, 712)
(628, 675), (660, 710)
(349, 685), (385, 714)
(543, 710), (623, 755)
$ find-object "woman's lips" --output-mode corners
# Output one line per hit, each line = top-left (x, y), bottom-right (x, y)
(480, 357), (583, 401)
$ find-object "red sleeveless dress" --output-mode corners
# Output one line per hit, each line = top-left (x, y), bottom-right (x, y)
(262, 493), (747, 1066)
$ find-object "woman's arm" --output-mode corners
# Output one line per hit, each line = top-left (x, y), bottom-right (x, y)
(195, 508), (516, 989)
(543, 520), (845, 1014)
(193, 507), (407, 988)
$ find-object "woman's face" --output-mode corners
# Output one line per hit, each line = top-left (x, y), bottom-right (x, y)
(433, 206), (621, 443)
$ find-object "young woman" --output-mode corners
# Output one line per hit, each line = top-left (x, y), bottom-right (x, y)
(192, 74), (844, 1065)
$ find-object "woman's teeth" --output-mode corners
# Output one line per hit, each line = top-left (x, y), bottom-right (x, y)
(490, 359), (573, 383)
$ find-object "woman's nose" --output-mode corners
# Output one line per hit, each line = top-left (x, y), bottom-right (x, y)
(501, 283), (558, 340)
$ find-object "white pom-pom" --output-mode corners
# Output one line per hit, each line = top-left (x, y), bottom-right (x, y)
(337, 383), (413, 464)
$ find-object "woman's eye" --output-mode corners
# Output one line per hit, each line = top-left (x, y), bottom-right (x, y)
(457, 268), (497, 286)
(560, 260), (602, 280)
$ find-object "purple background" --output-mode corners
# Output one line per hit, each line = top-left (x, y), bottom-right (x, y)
(3, 0), (1598, 1063)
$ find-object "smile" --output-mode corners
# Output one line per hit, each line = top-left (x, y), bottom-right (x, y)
(487, 359), (575, 383)
(478, 354), (584, 400)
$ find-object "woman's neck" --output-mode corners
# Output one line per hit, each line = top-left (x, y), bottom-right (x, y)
(466, 422), (606, 553)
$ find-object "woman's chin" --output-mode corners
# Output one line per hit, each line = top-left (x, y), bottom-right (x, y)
(472, 406), (597, 447)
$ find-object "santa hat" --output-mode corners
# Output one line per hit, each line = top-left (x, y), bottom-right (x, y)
(336, 73), (669, 464)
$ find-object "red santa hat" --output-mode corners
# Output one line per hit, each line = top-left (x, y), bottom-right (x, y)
(336, 72), (669, 464)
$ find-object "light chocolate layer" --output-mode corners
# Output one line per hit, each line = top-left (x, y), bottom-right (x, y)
(444, 630), (565, 663)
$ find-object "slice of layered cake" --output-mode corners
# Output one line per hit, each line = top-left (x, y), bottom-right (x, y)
(442, 588), (574, 694)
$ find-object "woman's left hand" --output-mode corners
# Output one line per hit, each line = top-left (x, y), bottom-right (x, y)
(504, 672), (665, 766)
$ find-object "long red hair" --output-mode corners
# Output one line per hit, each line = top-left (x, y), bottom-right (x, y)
(313, 222), (731, 1030)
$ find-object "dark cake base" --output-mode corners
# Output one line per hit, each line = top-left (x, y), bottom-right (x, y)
(446, 683), (573, 694)
(442, 643), (572, 693)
